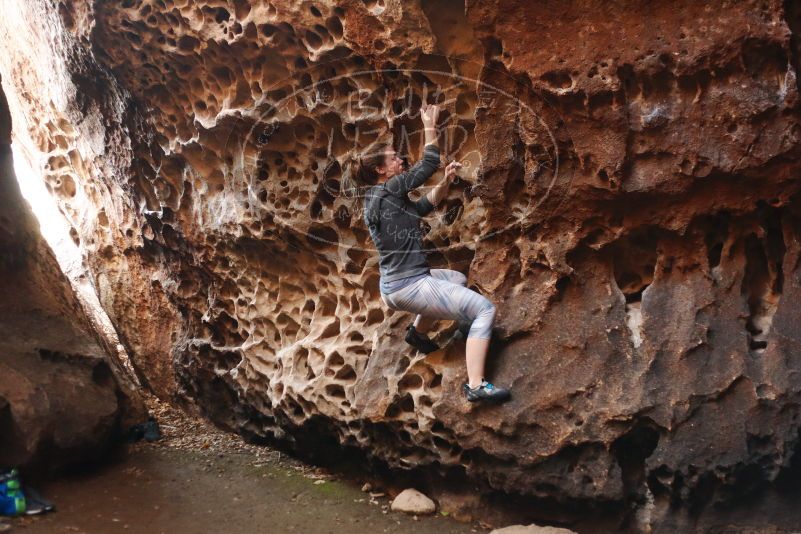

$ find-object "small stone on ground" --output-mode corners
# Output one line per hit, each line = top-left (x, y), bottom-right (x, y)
(391, 488), (437, 514)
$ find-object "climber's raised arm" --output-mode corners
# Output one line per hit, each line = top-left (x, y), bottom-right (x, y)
(420, 103), (439, 150)
(384, 103), (440, 197)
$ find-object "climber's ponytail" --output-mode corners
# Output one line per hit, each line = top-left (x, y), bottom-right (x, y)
(340, 146), (388, 199)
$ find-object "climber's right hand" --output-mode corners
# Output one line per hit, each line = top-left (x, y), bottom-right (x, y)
(421, 103), (440, 130)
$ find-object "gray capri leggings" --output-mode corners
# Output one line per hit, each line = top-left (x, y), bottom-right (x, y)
(380, 268), (496, 339)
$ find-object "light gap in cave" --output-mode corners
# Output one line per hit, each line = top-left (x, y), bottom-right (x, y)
(10, 140), (139, 384)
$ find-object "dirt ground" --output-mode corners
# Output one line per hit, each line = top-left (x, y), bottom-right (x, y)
(3, 396), (490, 534)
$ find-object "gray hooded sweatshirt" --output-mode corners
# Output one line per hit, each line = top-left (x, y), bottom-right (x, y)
(363, 144), (440, 286)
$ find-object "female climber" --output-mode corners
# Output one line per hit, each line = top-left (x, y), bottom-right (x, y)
(343, 102), (511, 403)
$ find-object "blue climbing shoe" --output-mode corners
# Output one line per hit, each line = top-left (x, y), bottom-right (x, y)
(463, 378), (511, 403)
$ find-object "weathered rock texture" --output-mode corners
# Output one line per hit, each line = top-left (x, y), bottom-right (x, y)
(0, 76), (143, 474)
(4, 0), (801, 530)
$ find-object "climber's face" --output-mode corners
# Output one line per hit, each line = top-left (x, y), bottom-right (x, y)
(379, 146), (404, 179)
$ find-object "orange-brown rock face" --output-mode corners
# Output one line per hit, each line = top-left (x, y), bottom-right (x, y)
(5, 0), (801, 529)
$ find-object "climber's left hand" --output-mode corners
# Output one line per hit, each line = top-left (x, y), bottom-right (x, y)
(444, 160), (462, 183)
